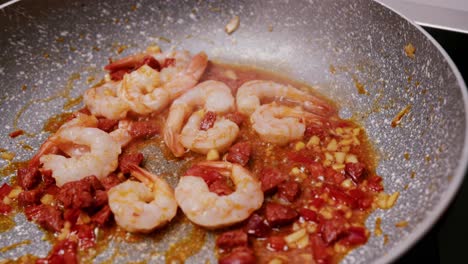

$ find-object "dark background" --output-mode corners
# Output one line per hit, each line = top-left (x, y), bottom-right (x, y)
(398, 27), (468, 264)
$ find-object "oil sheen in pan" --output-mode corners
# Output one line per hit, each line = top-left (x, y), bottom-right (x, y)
(0, 0), (467, 263)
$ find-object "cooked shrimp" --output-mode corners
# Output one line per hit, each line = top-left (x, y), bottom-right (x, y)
(29, 113), (98, 168)
(179, 110), (239, 154)
(175, 161), (263, 229)
(251, 103), (325, 145)
(108, 164), (177, 233)
(39, 127), (121, 187)
(117, 52), (208, 115)
(84, 81), (130, 120)
(236, 80), (334, 117)
(109, 119), (133, 147)
(163, 80), (237, 157)
(155, 50), (208, 98)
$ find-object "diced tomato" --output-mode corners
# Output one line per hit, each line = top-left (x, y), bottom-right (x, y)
(341, 226), (368, 246)
(368, 175), (384, 192)
(72, 224), (96, 250)
(324, 167), (346, 184)
(265, 202), (298, 227)
(310, 234), (330, 264)
(277, 181), (301, 202)
(298, 208), (318, 222)
(325, 185), (357, 209)
(0, 183), (13, 215)
(259, 168), (288, 193)
(199, 111), (216, 131)
(36, 239), (78, 264)
(0, 203), (12, 215)
(244, 214), (270, 238)
(0, 183), (12, 200)
(287, 151), (316, 165)
(63, 208), (81, 225)
(348, 189), (373, 210)
(216, 229), (248, 250)
(266, 236), (286, 251)
(308, 162), (325, 178)
(310, 198), (326, 209)
(320, 217), (348, 244)
(345, 162), (367, 183)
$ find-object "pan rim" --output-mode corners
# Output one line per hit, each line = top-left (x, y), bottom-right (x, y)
(1, 1), (467, 263)
(372, 2), (468, 263)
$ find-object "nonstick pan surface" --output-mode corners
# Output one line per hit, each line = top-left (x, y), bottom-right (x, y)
(0, 0), (467, 263)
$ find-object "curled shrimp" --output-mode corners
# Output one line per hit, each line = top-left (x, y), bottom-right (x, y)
(29, 113), (98, 168)
(163, 80), (238, 157)
(179, 110), (239, 155)
(39, 127), (121, 187)
(236, 80), (334, 117)
(109, 119), (133, 147)
(251, 103), (325, 145)
(117, 52), (208, 115)
(83, 81), (130, 120)
(175, 161), (263, 229)
(108, 164), (177, 233)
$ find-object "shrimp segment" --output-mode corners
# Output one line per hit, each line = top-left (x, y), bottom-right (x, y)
(175, 161), (263, 229)
(40, 127), (121, 187)
(108, 165), (177, 233)
(180, 111), (239, 154)
(164, 80), (238, 157)
(236, 80), (334, 117)
(117, 52), (208, 115)
(251, 103), (324, 145)
(84, 81), (130, 120)
(29, 113), (99, 168)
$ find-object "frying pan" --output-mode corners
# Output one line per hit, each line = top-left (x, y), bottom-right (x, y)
(0, 0), (467, 263)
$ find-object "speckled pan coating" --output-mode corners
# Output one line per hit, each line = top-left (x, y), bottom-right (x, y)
(0, 0), (467, 263)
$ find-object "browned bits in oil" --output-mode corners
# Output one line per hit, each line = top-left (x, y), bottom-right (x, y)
(1, 254), (37, 263)
(93, 46), (100, 52)
(87, 76), (96, 84)
(43, 53), (49, 59)
(22, 144), (34, 151)
(43, 112), (74, 133)
(164, 224), (206, 263)
(374, 217), (382, 236)
(0, 240), (31, 253)
(425, 155), (431, 162)
(395, 221), (408, 228)
(403, 152), (410, 160)
(329, 65), (336, 74)
(0, 151), (15, 161)
(70, 47), (77, 52)
(404, 184), (409, 190)
(9, 130), (24, 138)
(209, 7), (221, 12)
(56, 37), (64, 43)
(0, 215), (15, 232)
(404, 43), (416, 59)
(63, 96), (83, 110)
(131, 5), (137, 11)
(116, 45), (128, 54)
(21, 85), (27, 91)
(391, 105), (411, 127)
(353, 76), (368, 95)
(383, 234), (389, 245)
(0, 161), (28, 177)
(157, 36), (171, 43)
(410, 171), (416, 179)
